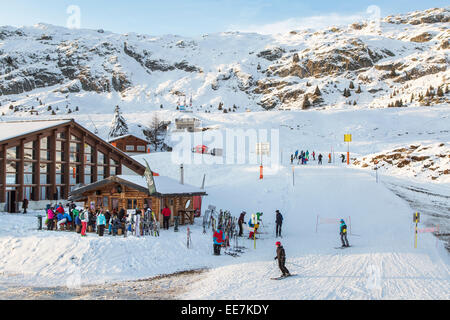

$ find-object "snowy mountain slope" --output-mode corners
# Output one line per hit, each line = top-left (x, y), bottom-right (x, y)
(0, 7), (448, 116)
(0, 155), (448, 299)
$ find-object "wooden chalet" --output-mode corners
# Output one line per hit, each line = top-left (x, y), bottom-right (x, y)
(69, 175), (207, 226)
(0, 119), (145, 212)
(108, 134), (149, 154)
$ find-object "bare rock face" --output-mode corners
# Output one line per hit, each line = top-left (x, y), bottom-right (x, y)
(410, 32), (434, 42)
(257, 47), (285, 61)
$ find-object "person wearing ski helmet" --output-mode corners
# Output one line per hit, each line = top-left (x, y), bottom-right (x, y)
(274, 242), (290, 277)
(275, 210), (283, 238)
(340, 219), (350, 247)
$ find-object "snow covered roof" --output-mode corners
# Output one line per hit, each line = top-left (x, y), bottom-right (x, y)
(0, 119), (72, 143)
(108, 134), (147, 143)
(119, 175), (206, 196)
(70, 174), (206, 198)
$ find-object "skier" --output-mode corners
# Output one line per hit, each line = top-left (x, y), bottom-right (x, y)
(248, 214), (257, 239)
(318, 153), (323, 165)
(213, 227), (224, 255)
(238, 211), (246, 237)
(306, 150), (309, 161)
(275, 210), (283, 238)
(255, 212), (263, 234)
(290, 154), (294, 165)
(294, 150), (299, 160)
(340, 219), (350, 247)
(341, 154), (346, 163)
(274, 242), (290, 277)
(312, 151), (316, 161)
(97, 211), (106, 237)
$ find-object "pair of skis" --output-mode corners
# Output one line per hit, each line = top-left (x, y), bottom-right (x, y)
(271, 274), (297, 280)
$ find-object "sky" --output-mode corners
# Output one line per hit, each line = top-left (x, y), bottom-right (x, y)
(0, 0), (448, 36)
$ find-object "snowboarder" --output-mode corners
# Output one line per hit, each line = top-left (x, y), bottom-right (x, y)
(318, 153), (323, 165)
(238, 211), (246, 237)
(274, 242), (290, 277)
(213, 227), (224, 255)
(341, 154), (346, 163)
(22, 198), (28, 214)
(340, 219), (350, 247)
(275, 210), (283, 238)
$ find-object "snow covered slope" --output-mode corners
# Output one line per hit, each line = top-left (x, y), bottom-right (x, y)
(0, 154), (448, 299)
(0, 7), (448, 116)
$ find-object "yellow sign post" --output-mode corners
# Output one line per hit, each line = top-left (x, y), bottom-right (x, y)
(344, 134), (352, 165)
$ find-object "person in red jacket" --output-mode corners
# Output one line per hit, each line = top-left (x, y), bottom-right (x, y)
(161, 205), (171, 230)
(213, 227), (224, 255)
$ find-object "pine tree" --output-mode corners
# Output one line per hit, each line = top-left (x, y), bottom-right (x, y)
(349, 81), (355, 90)
(314, 86), (321, 96)
(108, 105), (129, 139)
(356, 85), (362, 94)
(437, 86), (444, 97)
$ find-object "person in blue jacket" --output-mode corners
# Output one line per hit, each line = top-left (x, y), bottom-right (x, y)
(63, 212), (73, 230)
(340, 219), (350, 247)
(97, 211), (107, 237)
(56, 211), (67, 230)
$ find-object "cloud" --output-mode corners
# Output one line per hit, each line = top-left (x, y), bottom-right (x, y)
(228, 11), (373, 35)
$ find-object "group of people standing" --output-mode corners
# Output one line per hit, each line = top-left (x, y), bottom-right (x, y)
(44, 202), (165, 238)
(291, 150), (313, 165)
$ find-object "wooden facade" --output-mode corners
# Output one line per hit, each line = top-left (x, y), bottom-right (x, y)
(0, 119), (145, 212)
(69, 176), (207, 226)
(109, 135), (149, 154)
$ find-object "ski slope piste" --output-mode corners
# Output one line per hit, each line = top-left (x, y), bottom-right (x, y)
(0, 151), (448, 300)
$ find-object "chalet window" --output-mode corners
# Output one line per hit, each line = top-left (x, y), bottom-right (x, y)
(24, 142), (35, 160)
(40, 186), (50, 201)
(97, 151), (105, 164)
(7, 147), (18, 160)
(137, 145), (146, 152)
(84, 175), (92, 184)
(40, 137), (49, 149)
(127, 199), (137, 209)
(126, 145), (135, 151)
(103, 196), (109, 208)
(112, 198), (119, 210)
